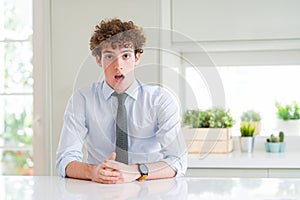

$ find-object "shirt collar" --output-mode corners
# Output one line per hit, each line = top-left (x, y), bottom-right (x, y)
(102, 79), (140, 101)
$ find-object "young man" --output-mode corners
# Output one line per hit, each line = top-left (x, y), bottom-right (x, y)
(56, 18), (187, 184)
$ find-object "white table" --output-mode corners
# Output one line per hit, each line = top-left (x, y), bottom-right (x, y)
(1, 176), (299, 199)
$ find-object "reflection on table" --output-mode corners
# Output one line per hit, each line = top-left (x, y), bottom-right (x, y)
(0, 176), (299, 199)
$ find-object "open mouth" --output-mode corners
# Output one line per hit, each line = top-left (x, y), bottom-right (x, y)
(114, 74), (125, 81)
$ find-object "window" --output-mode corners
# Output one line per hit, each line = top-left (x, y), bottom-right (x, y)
(184, 65), (300, 136)
(0, 0), (33, 175)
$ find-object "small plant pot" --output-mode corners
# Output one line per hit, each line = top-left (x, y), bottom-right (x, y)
(265, 142), (280, 153)
(279, 142), (286, 152)
(240, 137), (255, 153)
(265, 142), (270, 152)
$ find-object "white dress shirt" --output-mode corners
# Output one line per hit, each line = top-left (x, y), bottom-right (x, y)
(56, 79), (187, 177)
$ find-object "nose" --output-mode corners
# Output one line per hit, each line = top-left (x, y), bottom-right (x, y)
(113, 57), (123, 70)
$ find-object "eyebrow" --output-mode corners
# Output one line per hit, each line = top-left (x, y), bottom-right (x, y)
(102, 49), (134, 54)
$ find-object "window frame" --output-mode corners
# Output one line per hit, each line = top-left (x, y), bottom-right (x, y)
(32, 0), (52, 175)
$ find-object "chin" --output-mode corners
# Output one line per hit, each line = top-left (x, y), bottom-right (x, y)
(113, 83), (126, 92)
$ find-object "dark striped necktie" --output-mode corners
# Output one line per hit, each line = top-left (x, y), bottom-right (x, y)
(113, 92), (128, 164)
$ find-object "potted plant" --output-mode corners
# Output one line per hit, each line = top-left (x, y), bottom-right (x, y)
(182, 107), (235, 154)
(183, 107), (235, 128)
(275, 101), (300, 136)
(265, 131), (285, 153)
(239, 121), (256, 153)
(240, 110), (261, 136)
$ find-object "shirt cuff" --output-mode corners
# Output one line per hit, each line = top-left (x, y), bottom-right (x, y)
(57, 157), (79, 177)
(162, 154), (187, 177)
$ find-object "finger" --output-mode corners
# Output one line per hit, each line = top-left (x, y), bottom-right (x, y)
(103, 160), (119, 170)
(108, 152), (116, 160)
(92, 172), (119, 184)
(101, 180), (117, 184)
(94, 178), (118, 184)
(95, 164), (117, 177)
(99, 167), (120, 177)
(103, 152), (116, 163)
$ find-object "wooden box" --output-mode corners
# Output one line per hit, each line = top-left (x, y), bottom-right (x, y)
(183, 128), (233, 154)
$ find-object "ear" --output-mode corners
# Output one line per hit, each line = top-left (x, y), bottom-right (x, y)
(96, 55), (102, 67)
(135, 52), (141, 65)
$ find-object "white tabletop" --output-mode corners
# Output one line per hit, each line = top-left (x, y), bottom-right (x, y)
(0, 176), (299, 199)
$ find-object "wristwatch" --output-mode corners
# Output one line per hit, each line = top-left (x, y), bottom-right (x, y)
(136, 163), (148, 182)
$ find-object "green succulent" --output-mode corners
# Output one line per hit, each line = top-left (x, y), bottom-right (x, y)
(266, 131), (285, 143)
(279, 131), (284, 142)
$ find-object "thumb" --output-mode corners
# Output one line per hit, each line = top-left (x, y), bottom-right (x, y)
(108, 152), (116, 160)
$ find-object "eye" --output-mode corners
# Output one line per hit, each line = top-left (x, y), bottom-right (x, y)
(104, 54), (114, 61)
(122, 53), (131, 60)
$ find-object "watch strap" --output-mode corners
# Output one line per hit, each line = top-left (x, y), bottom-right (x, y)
(136, 174), (147, 182)
(136, 163), (148, 182)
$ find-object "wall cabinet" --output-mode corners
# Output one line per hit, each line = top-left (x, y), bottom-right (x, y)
(186, 168), (268, 178)
(268, 169), (300, 178)
(186, 168), (300, 178)
(172, 0), (300, 43)
(168, 0), (300, 65)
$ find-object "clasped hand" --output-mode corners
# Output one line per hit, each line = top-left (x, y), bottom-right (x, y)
(90, 152), (139, 184)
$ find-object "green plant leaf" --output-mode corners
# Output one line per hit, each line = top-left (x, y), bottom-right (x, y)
(183, 107), (235, 128)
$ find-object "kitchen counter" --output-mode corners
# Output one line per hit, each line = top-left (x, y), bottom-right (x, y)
(1, 176), (299, 199)
(187, 136), (300, 178)
(189, 150), (300, 169)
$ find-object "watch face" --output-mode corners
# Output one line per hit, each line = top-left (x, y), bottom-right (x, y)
(139, 164), (148, 174)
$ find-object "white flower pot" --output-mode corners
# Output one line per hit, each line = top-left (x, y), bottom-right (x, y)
(276, 119), (300, 136)
(239, 137), (255, 153)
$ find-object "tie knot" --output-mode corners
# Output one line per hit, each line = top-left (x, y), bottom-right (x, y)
(113, 92), (128, 105)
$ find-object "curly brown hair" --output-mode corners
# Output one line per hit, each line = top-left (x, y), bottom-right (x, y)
(90, 18), (146, 57)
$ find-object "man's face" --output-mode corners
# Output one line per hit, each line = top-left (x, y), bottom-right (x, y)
(97, 44), (140, 93)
